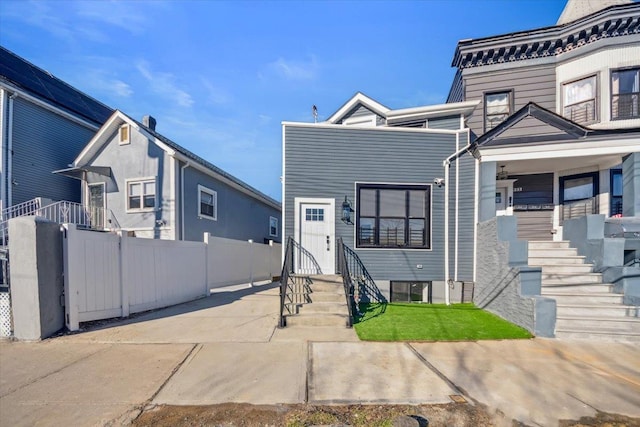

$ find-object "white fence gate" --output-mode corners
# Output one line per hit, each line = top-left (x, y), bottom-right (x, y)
(63, 225), (281, 331)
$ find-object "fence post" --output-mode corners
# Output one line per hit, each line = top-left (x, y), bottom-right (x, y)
(119, 232), (130, 318)
(63, 224), (79, 331)
(203, 233), (210, 295)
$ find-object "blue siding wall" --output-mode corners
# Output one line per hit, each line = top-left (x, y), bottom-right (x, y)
(428, 116), (461, 130)
(183, 165), (281, 243)
(11, 97), (96, 204)
(284, 125), (475, 282)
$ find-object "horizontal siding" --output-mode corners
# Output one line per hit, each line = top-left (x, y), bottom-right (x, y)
(447, 70), (464, 103)
(515, 211), (554, 241)
(339, 104), (382, 124)
(456, 154), (475, 281)
(11, 96), (95, 204)
(284, 125), (474, 282)
(464, 64), (556, 137)
(428, 116), (460, 130)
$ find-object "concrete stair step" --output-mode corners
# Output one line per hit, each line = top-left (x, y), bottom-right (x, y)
(529, 248), (578, 257)
(542, 283), (613, 293)
(544, 292), (624, 304)
(556, 316), (640, 333)
(528, 241), (571, 249)
(528, 255), (587, 265)
(299, 301), (348, 314)
(309, 282), (344, 293)
(555, 329), (640, 343)
(557, 304), (639, 318)
(285, 313), (349, 327)
(309, 292), (346, 303)
(541, 273), (602, 284)
(534, 264), (594, 274)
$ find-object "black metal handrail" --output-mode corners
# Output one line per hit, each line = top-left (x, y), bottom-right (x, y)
(291, 239), (323, 275)
(279, 237), (294, 327)
(336, 238), (355, 327)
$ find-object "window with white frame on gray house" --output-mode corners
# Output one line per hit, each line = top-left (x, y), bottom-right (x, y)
(484, 91), (512, 131)
(563, 75), (597, 125)
(269, 216), (278, 237)
(612, 68), (640, 120)
(356, 183), (430, 249)
(127, 179), (155, 211)
(198, 185), (217, 220)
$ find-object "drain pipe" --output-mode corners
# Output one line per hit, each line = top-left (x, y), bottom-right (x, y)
(6, 92), (17, 209)
(442, 132), (472, 305)
(180, 161), (190, 240)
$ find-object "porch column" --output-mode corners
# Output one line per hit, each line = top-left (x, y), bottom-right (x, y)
(622, 153), (640, 217)
(479, 161), (497, 222)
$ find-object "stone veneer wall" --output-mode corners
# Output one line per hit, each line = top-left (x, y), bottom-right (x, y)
(474, 216), (555, 337)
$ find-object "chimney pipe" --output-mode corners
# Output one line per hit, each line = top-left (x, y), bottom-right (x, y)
(142, 115), (156, 131)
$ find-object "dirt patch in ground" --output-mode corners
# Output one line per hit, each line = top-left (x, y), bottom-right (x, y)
(132, 403), (640, 427)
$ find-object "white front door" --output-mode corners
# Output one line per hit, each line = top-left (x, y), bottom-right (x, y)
(495, 187), (507, 216)
(295, 199), (335, 274)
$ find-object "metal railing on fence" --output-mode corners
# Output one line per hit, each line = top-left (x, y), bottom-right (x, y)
(560, 196), (598, 224)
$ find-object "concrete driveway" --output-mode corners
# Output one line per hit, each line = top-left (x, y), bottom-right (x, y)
(1, 281), (639, 426)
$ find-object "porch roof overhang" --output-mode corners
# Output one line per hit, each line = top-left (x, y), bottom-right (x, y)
(53, 165), (112, 180)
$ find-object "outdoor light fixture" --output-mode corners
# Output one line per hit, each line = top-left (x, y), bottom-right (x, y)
(341, 196), (353, 224)
(497, 165), (509, 180)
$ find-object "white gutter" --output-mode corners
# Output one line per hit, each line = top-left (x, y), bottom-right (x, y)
(442, 130), (472, 306)
(180, 161), (190, 240)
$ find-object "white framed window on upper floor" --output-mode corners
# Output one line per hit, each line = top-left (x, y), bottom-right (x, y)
(611, 67), (640, 120)
(119, 124), (131, 145)
(269, 216), (278, 237)
(563, 75), (598, 125)
(484, 91), (513, 132)
(198, 185), (217, 221)
(126, 178), (156, 212)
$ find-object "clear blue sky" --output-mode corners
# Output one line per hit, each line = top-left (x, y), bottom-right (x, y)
(0, 0), (568, 201)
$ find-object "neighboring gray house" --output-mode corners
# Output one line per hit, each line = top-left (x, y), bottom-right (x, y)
(283, 92), (479, 303)
(0, 46), (113, 210)
(57, 110), (281, 243)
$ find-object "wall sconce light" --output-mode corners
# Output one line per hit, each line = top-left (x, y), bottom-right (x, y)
(496, 165), (509, 180)
(341, 196), (353, 224)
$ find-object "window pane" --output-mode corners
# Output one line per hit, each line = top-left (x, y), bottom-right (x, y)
(129, 182), (141, 196)
(564, 76), (596, 106)
(409, 190), (425, 217)
(359, 189), (376, 216)
(129, 196), (140, 209)
(143, 195), (155, 208)
(201, 202), (213, 217)
(379, 190), (405, 217)
(201, 191), (213, 205)
(358, 217), (375, 245)
(563, 176), (594, 201)
(486, 93), (509, 113)
(379, 218), (405, 246)
(408, 219), (425, 246)
(143, 181), (155, 195)
(612, 69), (640, 95)
(612, 172), (623, 197)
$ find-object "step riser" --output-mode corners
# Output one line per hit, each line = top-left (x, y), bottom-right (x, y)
(557, 306), (639, 317)
(286, 315), (348, 327)
(543, 284), (613, 293)
(537, 265), (594, 274)
(529, 257), (586, 265)
(528, 241), (571, 249)
(529, 249), (578, 257)
(556, 318), (640, 332)
(541, 274), (602, 284)
(299, 303), (348, 314)
(310, 293), (346, 303)
(546, 295), (624, 304)
(309, 283), (344, 293)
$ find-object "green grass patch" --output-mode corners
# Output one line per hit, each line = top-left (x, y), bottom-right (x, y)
(353, 303), (532, 341)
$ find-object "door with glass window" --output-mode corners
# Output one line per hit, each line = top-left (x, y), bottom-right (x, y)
(298, 202), (334, 274)
(88, 183), (105, 229)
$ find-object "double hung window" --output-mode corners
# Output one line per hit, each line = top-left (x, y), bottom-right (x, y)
(357, 184), (430, 249)
(127, 179), (155, 211)
(198, 185), (217, 220)
(612, 68), (640, 120)
(484, 91), (512, 131)
(563, 75), (597, 125)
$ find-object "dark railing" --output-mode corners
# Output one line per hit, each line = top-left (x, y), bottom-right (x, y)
(337, 238), (387, 325)
(560, 196), (599, 224)
(278, 237), (319, 328)
(564, 99), (596, 125)
(612, 92), (640, 120)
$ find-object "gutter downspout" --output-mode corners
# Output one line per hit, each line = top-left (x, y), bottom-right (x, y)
(442, 130), (472, 306)
(7, 92), (16, 209)
(180, 161), (190, 240)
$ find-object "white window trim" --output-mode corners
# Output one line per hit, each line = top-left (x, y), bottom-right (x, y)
(198, 184), (217, 221)
(119, 124), (131, 145)
(342, 114), (377, 127)
(269, 216), (278, 237)
(125, 177), (156, 213)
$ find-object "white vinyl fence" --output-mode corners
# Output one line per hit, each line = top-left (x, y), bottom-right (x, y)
(63, 225), (282, 331)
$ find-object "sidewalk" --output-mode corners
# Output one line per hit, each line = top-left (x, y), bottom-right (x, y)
(1, 282), (639, 426)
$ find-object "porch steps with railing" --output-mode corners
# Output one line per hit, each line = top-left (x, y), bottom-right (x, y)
(528, 240), (640, 342)
(285, 275), (351, 328)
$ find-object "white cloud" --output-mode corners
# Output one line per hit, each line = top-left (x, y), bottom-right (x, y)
(200, 78), (229, 105)
(136, 60), (194, 108)
(267, 56), (319, 80)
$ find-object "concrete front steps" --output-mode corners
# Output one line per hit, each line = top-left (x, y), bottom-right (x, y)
(529, 240), (640, 342)
(284, 275), (351, 328)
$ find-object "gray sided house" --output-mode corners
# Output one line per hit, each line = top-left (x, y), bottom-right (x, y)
(446, 0), (640, 339)
(283, 92), (479, 302)
(0, 46), (113, 209)
(58, 110), (281, 243)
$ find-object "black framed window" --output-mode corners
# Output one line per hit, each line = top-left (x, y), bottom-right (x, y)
(356, 184), (430, 249)
(391, 281), (432, 303)
(560, 172), (599, 204)
(611, 68), (640, 120)
(610, 169), (623, 216)
(484, 91), (512, 132)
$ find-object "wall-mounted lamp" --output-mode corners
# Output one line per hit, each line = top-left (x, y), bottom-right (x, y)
(497, 165), (509, 180)
(341, 196), (353, 224)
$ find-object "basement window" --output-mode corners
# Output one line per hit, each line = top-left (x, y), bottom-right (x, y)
(390, 281), (432, 303)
